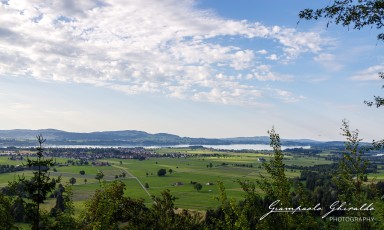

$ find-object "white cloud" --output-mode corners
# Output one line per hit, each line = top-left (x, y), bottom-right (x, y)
(0, 0), (326, 106)
(257, 49), (268, 54)
(314, 53), (343, 71)
(274, 89), (306, 103)
(351, 65), (384, 81)
(314, 53), (334, 62)
(247, 65), (292, 81)
(267, 54), (278, 61)
(270, 28), (323, 60)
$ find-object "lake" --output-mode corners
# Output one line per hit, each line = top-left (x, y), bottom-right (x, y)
(32, 144), (311, 150)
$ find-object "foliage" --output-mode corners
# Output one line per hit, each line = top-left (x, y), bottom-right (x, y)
(194, 183), (203, 192)
(335, 120), (366, 199)
(236, 180), (266, 229)
(0, 164), (24, 174)
(50, 185), (78, 229)
(150, 189), (203, 229)
(18, 135), (60, 230)
(81, 180), (127, 229)
(150, 189), (178, 229)
(80, 180), (153, 229)
(69, 177), (76, 185)
(51, 188), (65, 216)
(371, 198), (384, 229)
(290, 180), (322, 229)
(299, 0), (384, 41)
(11, 197), (26, 223)
(334, 120), (374, 229)
(255, 127), (322, 229)
(95, 170), (104, 183)
(0, 192), (16, 230)
(299, 1), (384, 108)
(157, 168), (167, 176)
(365, 72), (384, 108)
(207, 181), (250, 230)
(2, 133), (384, 228)
(80, 181), (203, 229)
(256, 127), (291, 228)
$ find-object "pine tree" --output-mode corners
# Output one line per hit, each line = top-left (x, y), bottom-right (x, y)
(18, 134), (60, 229)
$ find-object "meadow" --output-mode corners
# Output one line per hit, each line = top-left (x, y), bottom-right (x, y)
(1, 147), (383, 217)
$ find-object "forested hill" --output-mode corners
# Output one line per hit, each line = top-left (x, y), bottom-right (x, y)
(0, 129), (341, 147)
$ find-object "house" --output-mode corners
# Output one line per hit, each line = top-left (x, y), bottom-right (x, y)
(258, 157), (266, 162)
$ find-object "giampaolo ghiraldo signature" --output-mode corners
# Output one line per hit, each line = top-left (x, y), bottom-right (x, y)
(259, 200), (374, 220)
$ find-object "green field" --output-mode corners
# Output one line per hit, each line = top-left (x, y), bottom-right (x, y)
(1, 148), (383, 217)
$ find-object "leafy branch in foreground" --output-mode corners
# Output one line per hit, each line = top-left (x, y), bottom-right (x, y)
(299, 2), (384, 109)
(256, 127), (293, 228)
(299, 0), (384, 41)
(257, 127), (290, 207)
(365, 72), (384, 108)
(334, 120), (374, 229)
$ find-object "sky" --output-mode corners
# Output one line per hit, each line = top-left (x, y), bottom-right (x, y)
(0, 0), (383, 141)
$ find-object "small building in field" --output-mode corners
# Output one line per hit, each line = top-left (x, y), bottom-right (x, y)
(258, 157), (266, 162)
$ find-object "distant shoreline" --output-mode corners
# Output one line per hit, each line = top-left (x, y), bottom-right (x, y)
(0, 144), (311, 151)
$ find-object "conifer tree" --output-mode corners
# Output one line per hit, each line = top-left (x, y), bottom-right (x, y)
(19, 134), (60, 229)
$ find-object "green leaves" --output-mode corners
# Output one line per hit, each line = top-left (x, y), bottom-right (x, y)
(95, 170), (104, 183)
(365, 72), (384, 108)
(299, 0), (384, 41)
(258, 127), (290, 203)
(334, 120), (374, 229)
(0, 193), (16, 230)
(81, 180), (126, 230)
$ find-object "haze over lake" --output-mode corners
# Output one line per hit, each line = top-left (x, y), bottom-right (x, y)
(14, 144), (311, 151)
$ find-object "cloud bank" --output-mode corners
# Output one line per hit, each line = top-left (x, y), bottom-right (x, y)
(351, 65), (384, 81)
(0, 0), (325, 106)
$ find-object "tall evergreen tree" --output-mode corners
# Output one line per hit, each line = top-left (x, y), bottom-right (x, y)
(18, 134), (60, 230)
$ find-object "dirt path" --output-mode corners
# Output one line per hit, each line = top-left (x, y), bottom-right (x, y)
(112, 165), (151, 198)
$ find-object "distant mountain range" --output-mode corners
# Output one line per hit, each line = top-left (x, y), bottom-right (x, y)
(0, 129), (342, 148)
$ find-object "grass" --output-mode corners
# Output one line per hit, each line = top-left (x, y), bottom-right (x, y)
(4, 148), (378, 215)
(101, 154), (305, 209)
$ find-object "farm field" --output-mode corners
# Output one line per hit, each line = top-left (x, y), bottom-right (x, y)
(1, 147), (383, 217)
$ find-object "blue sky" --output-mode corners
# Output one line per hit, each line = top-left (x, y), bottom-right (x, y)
(0, 0), (382, 141)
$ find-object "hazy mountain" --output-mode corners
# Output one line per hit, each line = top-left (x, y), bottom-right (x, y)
(0, 129), (227, 146)
(0, 129), (326, 147)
